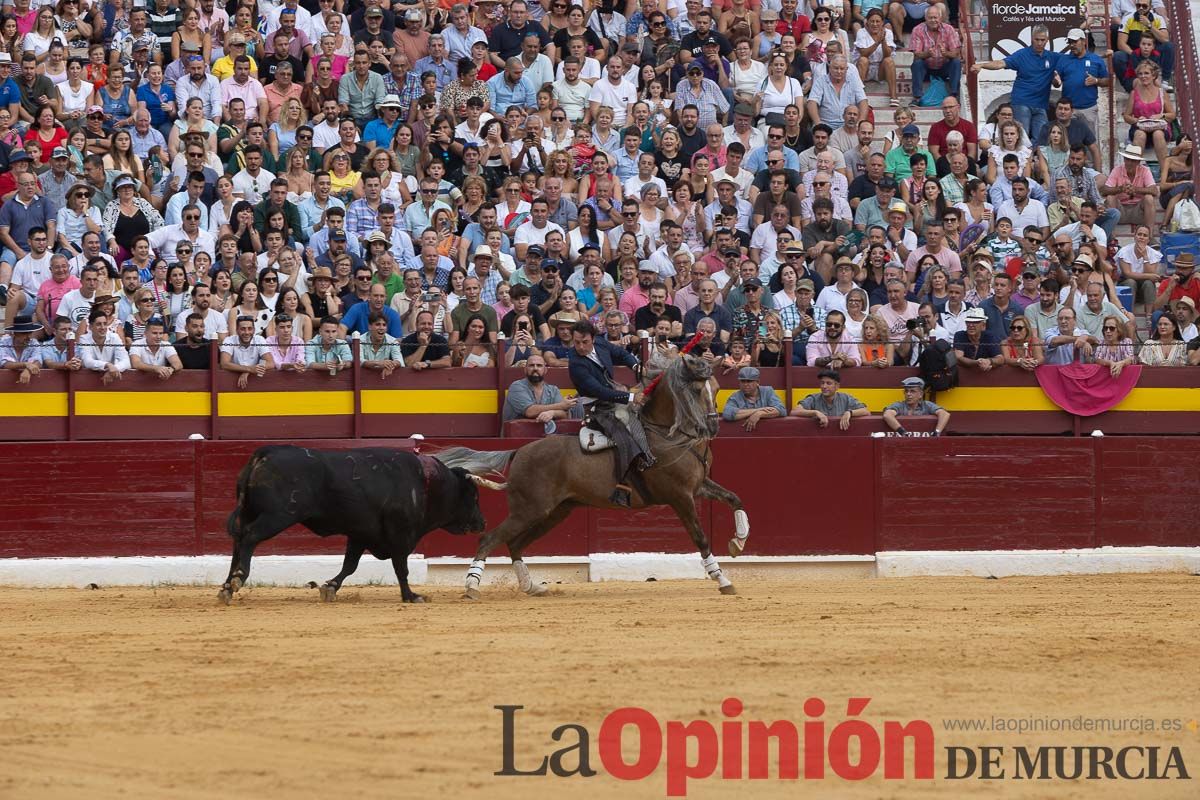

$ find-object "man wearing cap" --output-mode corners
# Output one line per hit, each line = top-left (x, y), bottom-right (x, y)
(852, 175), (899, 233)
(791, 368), (868, 429)
(721, 366), (786, 431)
(883, 124), (934, 181)
(883, 377), (950, 436)
(615, 260), (656, 318)
(1151, 253), (1200, 312)
(36, 147), (74, 211)
(0, 54), (20, 127)
(1100, 144), (1160, 239)
(212, 34), (255, 82)
(674, 65), (730, 130)
(1039, 97), (1101, 171)
(0, 315), (45, 382)
(1172, 297), (1198, 342)
(362, 95), (404, 150)
(953, 306), (1004, 370)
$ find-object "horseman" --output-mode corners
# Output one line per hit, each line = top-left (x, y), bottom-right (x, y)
(567, 319), (655, 508)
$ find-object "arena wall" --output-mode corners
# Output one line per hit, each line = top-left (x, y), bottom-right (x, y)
(0, 436), (1197, 585)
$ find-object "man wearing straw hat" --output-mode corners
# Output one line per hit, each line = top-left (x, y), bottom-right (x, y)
(1099, 143), (1160, 239)
(0, 315), (44, 383)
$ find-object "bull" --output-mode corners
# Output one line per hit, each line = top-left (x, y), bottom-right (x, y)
(219, 445), (493, 605)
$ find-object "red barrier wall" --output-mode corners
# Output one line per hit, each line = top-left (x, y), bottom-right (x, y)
(0, 437), (1196, 560)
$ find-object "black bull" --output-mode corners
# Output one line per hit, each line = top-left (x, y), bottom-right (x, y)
(219, 446), (488, 604)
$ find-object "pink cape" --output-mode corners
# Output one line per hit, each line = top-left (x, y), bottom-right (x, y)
(1034, 363), (1142, 417)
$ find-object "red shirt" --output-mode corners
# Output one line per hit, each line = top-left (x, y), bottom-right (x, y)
(927, 118), (978, 153)
(24, 126), (68, 164)
(1156, 274), (1200, 306)
(776, 15), (812, 40)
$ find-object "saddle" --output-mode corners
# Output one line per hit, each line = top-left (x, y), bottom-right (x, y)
(579, 404), (615, 453)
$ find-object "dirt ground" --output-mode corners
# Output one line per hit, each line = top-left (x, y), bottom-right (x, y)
(1, 575), (1197, 799)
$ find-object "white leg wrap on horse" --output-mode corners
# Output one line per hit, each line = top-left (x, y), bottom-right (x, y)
(465, 560), (485, 589)
(513, 560), (533, 593)
(734, 509), (750, 541)
(701, 553), (732, 587)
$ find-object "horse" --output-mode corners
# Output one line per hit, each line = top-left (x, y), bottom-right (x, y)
(432, 352), (752, 599)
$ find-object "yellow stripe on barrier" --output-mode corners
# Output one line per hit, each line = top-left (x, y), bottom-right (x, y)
(76, 391), (209, 416)
(1110, 388), (1200, 412)
(927, 387), (1062, 412)
(361, 389), (496, 415)
(4, 393), (67, 417)
(218, 391), (353, 416)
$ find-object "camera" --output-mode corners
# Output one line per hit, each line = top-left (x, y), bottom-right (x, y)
(656, 333), (668, 343)
(422, 292), (438, 301)
(906, 318), (924, 331)
(517, 321), (529, 331)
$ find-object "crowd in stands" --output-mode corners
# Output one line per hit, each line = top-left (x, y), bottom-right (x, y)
(1, 0), (1199, 395)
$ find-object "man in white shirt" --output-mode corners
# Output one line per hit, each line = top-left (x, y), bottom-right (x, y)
(231, 147), (275, 205)
(723, 104), (765, 152)
(513, 198), (565, 261)
(129, 316), (183, 378)
(175, 283), (229, 339)
(220, 315), (274, 389)
(56, 262), (101, 327)
(623, 151), (668, 200)
(6, 225), (54, 324)
(147, 205), (218, 259)
(586, 54), (637, 126)
(78, 308), (130, 383)
(311, 99), (343, 151)
(711, 144), (754, 199)
(994, 177), (1050, 241)
(554, 39), (601, 84)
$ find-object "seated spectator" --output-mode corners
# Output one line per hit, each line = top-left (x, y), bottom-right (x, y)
(882, 376), (951, 435)
(541, 315), (577, 367)
(1174, 298), (1199, 342)
(452, 313), (495, 368)
(1094, 315), (1138, 377)
(1139, 314), (1188, 366)
(220, 314), (274, 389)
(306, 316), (353, 374)
(953, 307), (1004, 370)
(853, 10), (898, 105)
(129, 316), (183, 379)
(1100, 144), (1160, 240)
(401, 309), (453, 370)
(1077, 281), (1134, 340)
(884, 124), (935, 181)
(721, 366), (786, 432)
(78, 308), (131, 383)
(360, 311), (405, 378)
(265, 313), (306, 371)
(1115, 224), (1162, 309)
(790, 367), (869, 429)
(1043, 306), (1096, 365)
(1152, 253), (1199, 313)
(859, 313), (894, 367)
(1001, 316), (1044, 370)
(175, 312), (212, 369)
(806, 310), (860, 368)
(339, 283), (404, 338)
(502, 353), (578, 423)
(0, 315), (44, 383)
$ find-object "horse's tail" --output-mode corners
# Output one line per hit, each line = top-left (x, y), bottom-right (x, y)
(431, 446), (517, 482)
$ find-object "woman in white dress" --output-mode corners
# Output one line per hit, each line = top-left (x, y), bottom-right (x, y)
(756, 51), (804, 127)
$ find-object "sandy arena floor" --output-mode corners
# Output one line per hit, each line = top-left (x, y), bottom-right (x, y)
(1, 575), (1197, 799)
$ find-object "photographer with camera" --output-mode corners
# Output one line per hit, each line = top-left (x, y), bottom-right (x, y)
(898, 302), (951, 366)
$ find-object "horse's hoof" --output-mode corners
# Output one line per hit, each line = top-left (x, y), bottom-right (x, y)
(462, 588), (481, 601)
(319, 584), (337, 603)
(404, 593), (427, 604)
(230, 576), (243, 593)
(728, 538), (746, 558)
(217, 588), (233, 605)
(719, 584), (738, 595)
(526, 583), (549, 597)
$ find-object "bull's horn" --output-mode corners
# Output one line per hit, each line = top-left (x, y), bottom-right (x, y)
(469, 475), (507, 491)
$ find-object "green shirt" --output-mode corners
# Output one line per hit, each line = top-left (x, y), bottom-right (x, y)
(373, 272), (405, 304)
(305, 335), (353, 365)
(884, 147), (936, 180)
(361, 333), (403, 364)
(449, 302), (499, 335)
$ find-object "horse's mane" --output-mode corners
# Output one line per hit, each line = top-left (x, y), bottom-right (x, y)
(656, 356), (714, 440)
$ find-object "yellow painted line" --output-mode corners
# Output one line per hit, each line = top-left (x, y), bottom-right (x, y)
(218, 391), (353, 416)
(362, 388), (496, 415)
(715, 389), (737, 409)
(1110, 388), (1200, 412)
(76, 391), (209, 416)
(3, 392), (67, 417)
(923, 387), (1062, 412)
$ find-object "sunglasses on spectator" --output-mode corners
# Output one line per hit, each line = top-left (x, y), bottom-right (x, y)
(622, 211), (638, 217)
(1026, 236), (1043, 243)
(183, 214), (200, 221)
(1102, 325), (1117, 331)
(262, 277), (278, 283)
(813, 181), (829, 186)
(767, 133), (783, 139)
(177, 247), (193, 254)
(1010, 324), (1026, 331)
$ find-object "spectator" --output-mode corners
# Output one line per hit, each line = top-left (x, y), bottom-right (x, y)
(1100, 144), (1160, 240)
(953, 306), (1004, 370)
(790, 367), (869, 429)
(402, 309), (453, 369)
(1113, 1), (1173, 91)
(265, 313), (306, 372)
(972, 24), (1061, 144)
(503, 353), (577, 423)
(306, 315), (353, 374)
(906, 5), (961, 104)
(38, 317), (82, 373)
(1094, 314), (1137, 377)
(340, 283), (403, 338)
(175, 312), (212, 370)
(1001, 316), (1045, 370)
(858, 313), (893, 367)
(1120, 62), (1174, 175)
(1151, 253), (1199, 312)
(360, 310), (405, 378)
(220, 314), (274, 388)
(721, 366), (786, 431)
(0, 315), (44, 383)
(129, 316), (183, 379)
(882, 376), (950, 435)
(1042, 306), (1095, 365)
(1139, 314), (1187, 366)
(806, 310), (859, 368)
(78, 307), (130, 383)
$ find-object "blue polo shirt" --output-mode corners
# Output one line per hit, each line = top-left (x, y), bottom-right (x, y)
(0, 194), (56, 251)
(487, 73), (536, 111)
(0, 77), (20, 111)
(340, 302), (403, 337)
(362, 118), (400, 150)
(1002, 47), (1062, 108)
(1056, 52), (1109, 111)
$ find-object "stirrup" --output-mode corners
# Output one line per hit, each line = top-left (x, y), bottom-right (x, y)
(609, 486), (632, 507)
